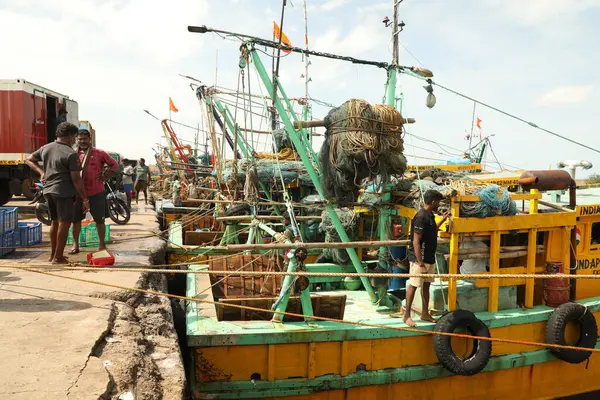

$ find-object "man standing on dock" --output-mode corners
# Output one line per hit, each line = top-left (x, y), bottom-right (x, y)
(395, 190), (447, 327)
(25, 122), (89, 264)
(70, 129), (118, 253)
(134, 158), (151, 205)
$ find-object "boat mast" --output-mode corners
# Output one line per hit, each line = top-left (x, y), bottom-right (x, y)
(302, 0), (312, 143)
(271, 0), (287, 131)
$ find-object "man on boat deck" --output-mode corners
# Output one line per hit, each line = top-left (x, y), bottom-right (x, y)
(394, 189), (448, 327)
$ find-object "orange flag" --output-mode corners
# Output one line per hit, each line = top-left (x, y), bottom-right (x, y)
(169, 97), (179, 113)
(476, 117), (482, 129)
(273, 21), (292, 53)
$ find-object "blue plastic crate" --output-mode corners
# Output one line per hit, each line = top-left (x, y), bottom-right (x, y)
(0, 207), (18, 233)
(16, 221), (42, 247)
(0, 230), (16, 257)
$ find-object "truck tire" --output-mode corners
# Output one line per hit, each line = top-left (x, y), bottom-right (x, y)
(21, 179), (36, 200)
(9, 178), (21, 196)
(0, 180), (12, 205)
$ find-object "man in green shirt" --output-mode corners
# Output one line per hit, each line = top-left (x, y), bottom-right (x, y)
(134, 158), (151, 205)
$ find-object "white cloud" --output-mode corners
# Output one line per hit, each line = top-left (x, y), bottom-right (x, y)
(537, 85), (594, 106)
(307, 0), (351, 12)
(485, 0), (600, 25)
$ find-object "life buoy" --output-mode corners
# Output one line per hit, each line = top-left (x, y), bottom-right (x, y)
(546, 302), (598, 364)
(433, 310), (492, 376)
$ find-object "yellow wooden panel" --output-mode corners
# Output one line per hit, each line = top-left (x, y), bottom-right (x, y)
(450, 213), (576, 234)
(196, 345), (268, 382)
(314, 342), (342, 377)
(371, 337), (437, 369)
(273, 343), (309, 380)
(275, 353), (600, 400)
(345, 340), (373, 373)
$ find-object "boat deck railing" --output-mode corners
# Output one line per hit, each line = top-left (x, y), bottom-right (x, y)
(443, 189), (576, 311)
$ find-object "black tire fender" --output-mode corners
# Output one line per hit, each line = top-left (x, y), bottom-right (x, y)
(433, 309), (492, 376)
(546, 302), (597, 364)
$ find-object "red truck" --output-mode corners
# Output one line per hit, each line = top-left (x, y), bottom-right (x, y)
(0, 79), (79, 205)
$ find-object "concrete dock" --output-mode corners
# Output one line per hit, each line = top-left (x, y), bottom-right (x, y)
(0, 205), (185, 399)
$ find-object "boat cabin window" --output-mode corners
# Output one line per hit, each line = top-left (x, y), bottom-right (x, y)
(591, 222), (600, 246)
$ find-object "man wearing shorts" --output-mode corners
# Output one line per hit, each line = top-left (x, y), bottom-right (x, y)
(398, 189), (448, 327)
(122, 162), (135, 207)
(26, 122), (88, 264)
(70, 129), (118, 253)
(134, 158), (151, 205)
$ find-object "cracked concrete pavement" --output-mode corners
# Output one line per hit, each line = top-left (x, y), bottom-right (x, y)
(0, 205), (185, 400)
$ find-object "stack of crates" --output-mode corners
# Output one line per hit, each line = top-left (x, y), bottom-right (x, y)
(16, 221), (43, 247)
(0, 207), (18, 257)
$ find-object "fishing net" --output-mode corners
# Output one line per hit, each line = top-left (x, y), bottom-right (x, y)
(319, 208), (357, 265)
(319, 99), (407, 205)
(273, 128), (292, 152)
(216, 159), (313, 186)
(358, 172), (517, 218)
(455, 184), (518, 218)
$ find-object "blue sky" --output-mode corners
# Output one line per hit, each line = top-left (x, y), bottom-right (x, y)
(1, 0), (599, 175)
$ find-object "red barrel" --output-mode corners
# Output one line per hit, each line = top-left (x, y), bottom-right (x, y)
(543, 262), (570, 307)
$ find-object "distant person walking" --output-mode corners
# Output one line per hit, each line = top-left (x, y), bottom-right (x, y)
(122, 162), (135, 207)
(70, 129), (118, 254)
(25, 122), (88, 264)
(134, 158), (151, 205)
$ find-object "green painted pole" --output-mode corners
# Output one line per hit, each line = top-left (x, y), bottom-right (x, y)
(257, 222), (313, 320)
(251, 47), (378, 303)
(274, 76), (319, 164)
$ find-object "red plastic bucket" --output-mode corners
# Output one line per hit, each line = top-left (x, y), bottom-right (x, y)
(87, 249), (115, 267)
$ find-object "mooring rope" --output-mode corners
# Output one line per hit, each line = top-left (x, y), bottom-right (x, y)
(8, 264), (600, 354)
(1, 263), (598, 280)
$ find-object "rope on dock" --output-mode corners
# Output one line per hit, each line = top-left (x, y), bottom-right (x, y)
(8, 264), (600, 354)
(1, 263), (599, 280)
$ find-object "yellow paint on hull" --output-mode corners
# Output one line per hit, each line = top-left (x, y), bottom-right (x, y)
(196, 312), (600, 384)
(271, 354), (600, 400)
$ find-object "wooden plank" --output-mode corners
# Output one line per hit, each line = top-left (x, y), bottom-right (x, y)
(450, 213), (576, 234)
(526, 229), (538, 308)
(488, 232), (501, 312)
(194, 271), (218, 319)
(216, 294), (346, 322)
(185, 231), (222, 245)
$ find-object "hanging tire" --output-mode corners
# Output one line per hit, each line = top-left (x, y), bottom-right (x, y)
(546, 302), (598, 364)
(433, 309), (492, 376)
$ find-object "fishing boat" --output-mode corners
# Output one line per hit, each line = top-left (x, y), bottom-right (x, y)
(154, 2), (600, 399)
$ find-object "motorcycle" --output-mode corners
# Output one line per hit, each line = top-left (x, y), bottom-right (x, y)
(30, 182), (51, 226)
(30, 181), (131, 226)
(105, 181), (131, 225)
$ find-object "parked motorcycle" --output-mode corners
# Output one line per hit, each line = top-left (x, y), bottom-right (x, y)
(30, 182), (51, 226)
(30, 181), (131, 226)
(105, 181), (131, 225)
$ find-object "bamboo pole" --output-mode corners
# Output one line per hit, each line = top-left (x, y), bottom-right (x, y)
(538, 200), (574, 213)
(216, 215), (320, 222)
